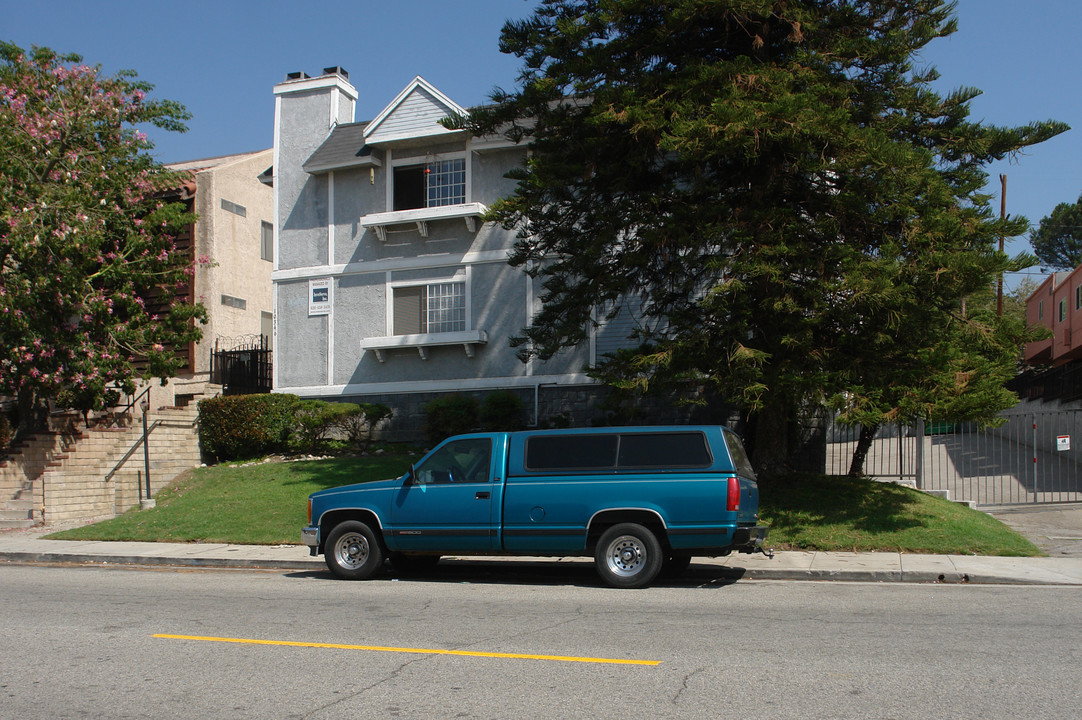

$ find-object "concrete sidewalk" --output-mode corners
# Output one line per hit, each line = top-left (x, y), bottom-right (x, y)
(2, 531), (1081, 585)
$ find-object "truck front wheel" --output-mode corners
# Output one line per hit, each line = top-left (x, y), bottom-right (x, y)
(594, 523), (663, 589)
(325, 521), (384, 580)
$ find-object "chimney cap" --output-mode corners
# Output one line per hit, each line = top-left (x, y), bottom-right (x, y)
(322, 66), (349, 80)
(285, 71), (311, 81)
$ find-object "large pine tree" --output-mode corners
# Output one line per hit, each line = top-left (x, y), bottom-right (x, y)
(460, 0), (1066, 475)
(1031, 193), (1082, 270)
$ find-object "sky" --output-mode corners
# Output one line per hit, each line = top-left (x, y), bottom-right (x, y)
(3, 0), (1078, 291)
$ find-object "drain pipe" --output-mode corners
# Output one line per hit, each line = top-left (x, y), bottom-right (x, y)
(534, 383), (557, 427)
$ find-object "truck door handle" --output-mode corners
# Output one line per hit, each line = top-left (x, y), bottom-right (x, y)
(476, 491), (490, 500)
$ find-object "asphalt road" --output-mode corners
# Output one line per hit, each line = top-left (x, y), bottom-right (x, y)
(2, 564), (1080, 720)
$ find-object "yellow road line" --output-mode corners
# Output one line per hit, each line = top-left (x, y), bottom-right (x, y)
(153, 634), (661, 666)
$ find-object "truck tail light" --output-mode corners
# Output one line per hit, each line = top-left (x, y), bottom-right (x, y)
(726, 476), (741, 512)
(307, 498), (312, 525)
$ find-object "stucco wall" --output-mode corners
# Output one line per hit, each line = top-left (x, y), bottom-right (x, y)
(191, 150), (274, 370)
(276, 279), (329, 388)
(272, 74), (602, 405)
(277, 89), (335, 271)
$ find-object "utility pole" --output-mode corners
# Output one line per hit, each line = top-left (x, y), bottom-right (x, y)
(997, 173), (1007, 317)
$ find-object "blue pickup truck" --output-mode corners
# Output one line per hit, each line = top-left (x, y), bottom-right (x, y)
(303, 425), (768, 588)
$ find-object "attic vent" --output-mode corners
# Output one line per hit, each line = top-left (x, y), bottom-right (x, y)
(322, 66), (349, 79)
(285, 71), (311, 81)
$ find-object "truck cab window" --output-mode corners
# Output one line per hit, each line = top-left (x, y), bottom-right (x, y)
(414, 438), (492, 484)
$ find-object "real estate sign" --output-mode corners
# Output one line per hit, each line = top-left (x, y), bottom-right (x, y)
(309, 278), (331, 316)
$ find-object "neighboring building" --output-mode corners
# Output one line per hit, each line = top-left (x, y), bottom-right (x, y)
(271, 69), (647, 438)
(151, 149), (275, 406)
(1024, 268), (1082, 366)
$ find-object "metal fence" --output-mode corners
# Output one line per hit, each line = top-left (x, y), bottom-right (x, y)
(210, 335), (272, 395)
(826, 410), (1082, 506)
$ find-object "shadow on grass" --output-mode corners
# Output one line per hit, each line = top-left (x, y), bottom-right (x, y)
(275, 454), (421, 492)
(760, 472), (924, 538)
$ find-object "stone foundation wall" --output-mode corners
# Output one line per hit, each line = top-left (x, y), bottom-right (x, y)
(333, 383), (741, 445)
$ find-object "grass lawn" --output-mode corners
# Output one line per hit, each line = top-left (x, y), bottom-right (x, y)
(759, 473), (1042, 556)
(48, 452), (422, 545)
(48, 453), (1042, 556)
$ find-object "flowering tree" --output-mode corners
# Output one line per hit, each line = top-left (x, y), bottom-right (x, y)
(0, 43), (207, 434)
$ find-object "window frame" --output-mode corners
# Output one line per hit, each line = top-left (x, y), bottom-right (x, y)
(411, 437), (493, 485)
(220, 294), (246, 310)
(260, 221), (273, 263)
(386, 149), (470, 213)
(387, 268), (471, 337)
(523, 431), (714, 473)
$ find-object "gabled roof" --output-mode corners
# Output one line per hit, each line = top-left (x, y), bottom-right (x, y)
(362, 76), (467, 145)
(302, 122), (382, 174)
(165, 149), (272, 173)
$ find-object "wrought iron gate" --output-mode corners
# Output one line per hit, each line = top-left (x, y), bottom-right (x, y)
(826, 410), (1082, 505)
(210, 335), (272, 395)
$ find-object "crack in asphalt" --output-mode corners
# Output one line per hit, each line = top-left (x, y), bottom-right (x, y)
(298, 654), (433, 719)
(447, 605), (587, 654)
(672, 667), (703, 705)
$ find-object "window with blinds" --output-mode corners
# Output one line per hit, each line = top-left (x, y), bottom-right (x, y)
(393, 281), (466, 335)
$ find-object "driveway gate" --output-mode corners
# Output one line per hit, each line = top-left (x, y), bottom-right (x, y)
(826, 410), (1082, 505)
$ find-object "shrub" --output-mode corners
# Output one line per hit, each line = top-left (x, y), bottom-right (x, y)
(197, 393), (299, 462)
(424, 394), (478, 444)
(333, 402), (392, 452)
(290, 400), (356, 453)
(480, 390), (526, 431)
(541, 412), (573, 429)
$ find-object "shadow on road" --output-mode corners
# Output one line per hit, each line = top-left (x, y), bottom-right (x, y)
(285, 559), (747, 589)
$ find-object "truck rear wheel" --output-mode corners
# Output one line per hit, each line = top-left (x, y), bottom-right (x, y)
(325, 521), (384, 580)
(594, 523), (663, 589)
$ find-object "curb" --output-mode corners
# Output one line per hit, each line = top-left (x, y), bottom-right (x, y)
(0, 550), (322, 572)
(3, 549), (1077, 585)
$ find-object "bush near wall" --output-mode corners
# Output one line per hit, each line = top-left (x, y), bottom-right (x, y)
(198, 394), (300, 462)
(335, 402), (393, 452)
(480, 390), (526, 431)
(290, 400), (393, 453)
(424, 394), (479, 445)
(424, 391), (529, 444)
(291, 400), (353, 453)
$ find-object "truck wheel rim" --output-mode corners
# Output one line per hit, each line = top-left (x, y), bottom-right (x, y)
(605, 535), (646, 577)
(334, 532), (370, 570)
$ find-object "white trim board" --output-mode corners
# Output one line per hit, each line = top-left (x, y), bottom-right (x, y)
(274, 373), (597, 398)
(270, 248), (512, 283)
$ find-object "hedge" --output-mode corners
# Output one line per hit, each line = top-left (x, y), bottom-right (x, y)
(197, 394), (299, 462)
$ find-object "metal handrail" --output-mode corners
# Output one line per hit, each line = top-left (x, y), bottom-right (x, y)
(118, 385), (152, 419)
(103, 414), (199, 483)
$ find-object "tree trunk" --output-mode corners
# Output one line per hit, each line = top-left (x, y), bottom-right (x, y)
(750, 399), (791, 479)
(13, 386), (50, 444)
(848, 423), (880, 477)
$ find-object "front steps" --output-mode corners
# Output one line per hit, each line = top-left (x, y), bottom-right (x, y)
(0, 403), (205, 528)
